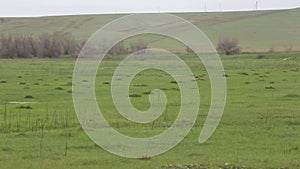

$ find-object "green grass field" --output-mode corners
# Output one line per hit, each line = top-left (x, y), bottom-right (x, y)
(0, 8), (300, 52)
(0, 52), (300, 168)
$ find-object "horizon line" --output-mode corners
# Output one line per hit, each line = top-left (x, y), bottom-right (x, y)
(0, 6), (299, 18)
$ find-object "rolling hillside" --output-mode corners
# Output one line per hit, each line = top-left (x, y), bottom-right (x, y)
(0, 8), (299, 52)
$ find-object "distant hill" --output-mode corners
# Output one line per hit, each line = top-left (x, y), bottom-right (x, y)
(0, 8), (299, 52)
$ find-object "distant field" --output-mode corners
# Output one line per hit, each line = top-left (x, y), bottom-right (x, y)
(0, 8), (300, 52)
(0, 52), (300, 168)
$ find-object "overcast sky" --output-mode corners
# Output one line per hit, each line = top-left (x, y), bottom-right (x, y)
(0, 0), (300, 17)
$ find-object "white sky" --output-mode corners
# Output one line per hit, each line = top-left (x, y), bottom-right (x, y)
(0, 0), (300, 17)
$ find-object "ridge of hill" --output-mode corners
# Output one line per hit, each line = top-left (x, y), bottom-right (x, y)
(0, 8), (299, 52)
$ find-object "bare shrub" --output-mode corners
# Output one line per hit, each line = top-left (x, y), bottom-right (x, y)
(217, 38), (241, 55)
(0, 34), (14, 58)
(0, 32), (84, 58)
(108, 41), (129, 55)
(0, 34), (37, 58)
(54, 31), (80, 57)
(130, 40), (148, 53)
(186, 47), (194, 53)
(14, 35), (37, 58)
(39, 33), (62, 58)
(268, 48), (275, 53)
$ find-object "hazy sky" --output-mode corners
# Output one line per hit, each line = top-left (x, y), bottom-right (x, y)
(0, 0), (300, 17)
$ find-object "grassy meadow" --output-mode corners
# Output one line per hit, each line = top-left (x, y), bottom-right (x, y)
(0, 52), (300, 168)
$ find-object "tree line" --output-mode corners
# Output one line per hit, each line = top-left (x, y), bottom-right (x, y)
(0, 32), (150, 58)
(0, 31), (242, 58)
(0, 32), (85, 58)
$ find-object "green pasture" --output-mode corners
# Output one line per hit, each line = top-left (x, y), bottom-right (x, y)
(0, 52), (300, 168)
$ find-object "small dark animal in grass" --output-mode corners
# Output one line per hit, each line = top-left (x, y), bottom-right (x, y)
(138, 156), (151, 160)
(129, 94), (142, 98)
(55, 87), (64, 90)
(133, 84), (148, 87)
(25, 95), (34, 99)
(17, 105), (32, 109)
(143, 91), (151, 95)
